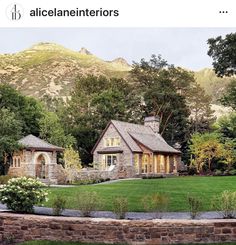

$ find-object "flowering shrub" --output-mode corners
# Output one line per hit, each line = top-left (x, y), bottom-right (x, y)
(0, 177), (48, 213)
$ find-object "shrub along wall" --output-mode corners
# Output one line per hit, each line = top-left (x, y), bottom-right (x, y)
(1, 213), (236, 244)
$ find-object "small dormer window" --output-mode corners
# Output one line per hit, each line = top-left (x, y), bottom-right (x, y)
(104, 137), (120, 147)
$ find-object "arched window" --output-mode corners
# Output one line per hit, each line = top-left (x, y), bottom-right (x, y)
(12, 156), (21, 168)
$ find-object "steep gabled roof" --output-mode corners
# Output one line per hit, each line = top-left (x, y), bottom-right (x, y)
(111, 120), (180, 154)
(92, 120), (180, 154)
(129, 132), (180, 153)
(19, 134), (64, 152)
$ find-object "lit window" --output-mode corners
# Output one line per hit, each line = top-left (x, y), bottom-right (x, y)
(102, 154), (117, 168)
(160, 155), (165, 172)
(114, 137), (120, 146)
(104, 137), (120, 147)
(134, 154), (139, 174)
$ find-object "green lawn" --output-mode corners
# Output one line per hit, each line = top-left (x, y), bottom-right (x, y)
(45, 176), (236, 212)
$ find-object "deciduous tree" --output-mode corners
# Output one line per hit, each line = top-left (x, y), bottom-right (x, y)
(220, 80), (236, 110)
(208, 33), (236, 77)
(0, 108), (22, 174)
(39, 111), (75, 148)
(0, 84), (43, 135)
(65, 75), (142, 164)
(187, 83), (215, 133)
(189, 133), (224, 172)
(131, 55), (193, 145)
(63, 146), (82, 183)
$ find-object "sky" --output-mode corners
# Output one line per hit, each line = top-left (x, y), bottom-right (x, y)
(0, 28), (236, 71)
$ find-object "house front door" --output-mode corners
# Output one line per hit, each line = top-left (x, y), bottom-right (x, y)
(35, 154), (46, 179)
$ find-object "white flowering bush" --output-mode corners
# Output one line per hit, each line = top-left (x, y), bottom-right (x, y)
(0, 177), (48, 213)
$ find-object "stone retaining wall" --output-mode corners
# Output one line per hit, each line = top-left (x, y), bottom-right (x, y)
(75, 169), (117, 181)
(66, 166), (135, 182)
(1, 213), (236, 244)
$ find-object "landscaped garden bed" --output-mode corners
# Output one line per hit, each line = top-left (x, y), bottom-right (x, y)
(2, 176), (236, 219)
(2, 176), (236, 244)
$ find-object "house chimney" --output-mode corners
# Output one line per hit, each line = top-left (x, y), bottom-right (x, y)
(144, 116), (160, 133)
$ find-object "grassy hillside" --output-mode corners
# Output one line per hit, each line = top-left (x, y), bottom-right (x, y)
(0, 42), (131, 99)
(195, 68), (234, 104)
(0, 43), (233, 117)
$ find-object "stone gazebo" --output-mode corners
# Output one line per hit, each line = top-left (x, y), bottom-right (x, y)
(8, 135), (64, 184)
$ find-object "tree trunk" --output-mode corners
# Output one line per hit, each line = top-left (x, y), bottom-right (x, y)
(3, 152), (8, 175)
(208, 158), (211, 172)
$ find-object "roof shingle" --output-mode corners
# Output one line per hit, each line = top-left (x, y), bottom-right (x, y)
(111, 120), (180, 154)
(19, 134), (64, 151)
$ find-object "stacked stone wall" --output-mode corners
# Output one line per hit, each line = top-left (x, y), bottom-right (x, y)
(1, 213), (236, 244)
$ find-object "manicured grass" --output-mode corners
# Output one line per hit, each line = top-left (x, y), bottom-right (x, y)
(45, 176), (236, 212)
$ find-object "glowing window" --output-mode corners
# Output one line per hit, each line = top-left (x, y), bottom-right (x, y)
(104, 137), (120, 147)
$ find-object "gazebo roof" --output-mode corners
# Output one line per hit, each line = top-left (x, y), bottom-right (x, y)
(18, 134), (64, 152)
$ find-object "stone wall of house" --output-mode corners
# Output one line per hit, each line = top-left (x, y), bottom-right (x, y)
(1, 213), (236, 244)
(7, 167), (25, 177)
(8, 150), (58, 184)
(93, 123), (133, 171)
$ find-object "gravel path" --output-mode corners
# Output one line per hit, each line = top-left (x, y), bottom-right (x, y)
(0, 203), (222, 219)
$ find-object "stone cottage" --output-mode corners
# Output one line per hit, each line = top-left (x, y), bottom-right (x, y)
(92, 117), (181, 178)
(8, 134), (64, 184)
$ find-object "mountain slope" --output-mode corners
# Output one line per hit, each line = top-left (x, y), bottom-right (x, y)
(0, 42), (131, 99)
(0, 42), (233, 112)
(195, 68), (234, 104)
